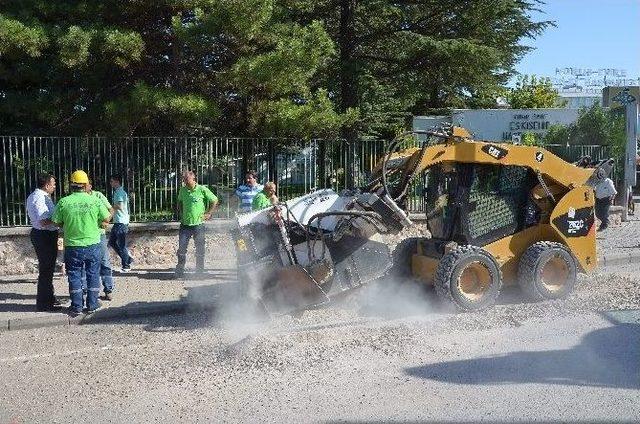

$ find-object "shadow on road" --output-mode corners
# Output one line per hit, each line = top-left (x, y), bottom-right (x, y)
(405, 320), (640, 389)
(113, 268), (237, 281)
(83, 280), (268, 332)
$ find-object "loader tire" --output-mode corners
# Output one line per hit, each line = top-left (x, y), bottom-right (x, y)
(434, 245), (502, 311)
(518, 241), (577, 301)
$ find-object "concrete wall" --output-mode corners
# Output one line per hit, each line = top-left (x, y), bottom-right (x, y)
(0, 218), (433, 276)
(0, 222), (237, 276)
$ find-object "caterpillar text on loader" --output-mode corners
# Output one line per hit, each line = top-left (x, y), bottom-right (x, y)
(232, 126), (613, 314)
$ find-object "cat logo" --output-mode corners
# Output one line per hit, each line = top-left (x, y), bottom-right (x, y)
(535, 151), (544, 162)
(481, 144), (508, 160)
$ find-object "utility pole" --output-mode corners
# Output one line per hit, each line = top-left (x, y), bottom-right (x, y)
(613, 88), (638, 222)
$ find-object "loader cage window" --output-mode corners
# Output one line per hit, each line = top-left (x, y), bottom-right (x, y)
(423, 163), (534, 246)
(464, 164), (533, 245)
(423, 164), (458, 240)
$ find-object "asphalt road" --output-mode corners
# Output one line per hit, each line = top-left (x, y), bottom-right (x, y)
(1, 265), (639, 423)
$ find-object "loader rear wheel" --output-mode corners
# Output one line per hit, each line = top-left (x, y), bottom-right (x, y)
(434, 245), (503, 311)
(518, 241), (577, 301)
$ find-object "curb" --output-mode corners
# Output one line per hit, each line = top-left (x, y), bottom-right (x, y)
(2, 301), (189, 333)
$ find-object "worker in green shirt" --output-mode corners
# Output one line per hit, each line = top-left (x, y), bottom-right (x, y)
(252, 182), (278, 211)
(174, 170), (218, 278)
(50, 170), (111, 316)
(252, 182), (283, 225)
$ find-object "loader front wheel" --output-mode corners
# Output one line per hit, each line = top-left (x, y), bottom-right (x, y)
(518, 241), (577, 301)
(434, 245), (502, 311)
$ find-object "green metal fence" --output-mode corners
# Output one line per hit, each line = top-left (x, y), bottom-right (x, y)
(1, 136), (415, 226)
(0, 136), (611, 227)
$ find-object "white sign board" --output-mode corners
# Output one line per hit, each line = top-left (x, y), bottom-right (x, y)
(414, 109), (581, 142)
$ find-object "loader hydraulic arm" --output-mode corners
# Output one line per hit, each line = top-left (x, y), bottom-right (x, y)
(372, 136), (609, 197)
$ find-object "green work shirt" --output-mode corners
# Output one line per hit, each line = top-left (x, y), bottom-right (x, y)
(177, 184), (218, 226)
(52, 192), (111, 247)
(91, 190), (112, 235)
(252, 192), (272, 211)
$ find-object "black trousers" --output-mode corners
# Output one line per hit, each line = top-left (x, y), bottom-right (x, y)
(595, 197), (610, 229)
(176, 224), (206, 271)
(30, 229), (58, 307)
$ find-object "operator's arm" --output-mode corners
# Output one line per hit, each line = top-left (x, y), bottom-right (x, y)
(49, 203), (63, 228)
(102, 195), (115, 221)
(98, 203), (111, 227)
(203, 187), (219, 220)
(609, 179), (618, 204)
(40, 218), (59, 228)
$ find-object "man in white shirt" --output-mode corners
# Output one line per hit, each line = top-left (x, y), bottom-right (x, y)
(594, 177), (617, 231)
(26, 173), (62, 311)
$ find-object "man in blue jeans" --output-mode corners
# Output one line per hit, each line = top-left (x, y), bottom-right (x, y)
(108, 174), (133, 272)
(82, 182), (115, 300)
(49, 170), (111, 316)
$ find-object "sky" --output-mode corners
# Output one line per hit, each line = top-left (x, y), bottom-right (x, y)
(515, 0), (640, 79)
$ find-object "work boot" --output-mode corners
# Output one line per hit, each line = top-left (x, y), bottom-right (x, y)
(86, 302), (103, 314)
(68, 308), (82, 318)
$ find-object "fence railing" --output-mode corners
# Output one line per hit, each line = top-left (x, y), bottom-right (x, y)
(0, 136), (612, 227)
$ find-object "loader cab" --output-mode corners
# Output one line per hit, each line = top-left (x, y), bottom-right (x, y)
(423, 162), (537, 252)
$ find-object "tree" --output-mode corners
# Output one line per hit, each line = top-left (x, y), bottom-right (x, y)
(0, 0), (348, 137)
(543, 104), (625, 148)
(507, 74), (561, 109)
(285, 0), (553, 139)
(0, 0), (553, 137)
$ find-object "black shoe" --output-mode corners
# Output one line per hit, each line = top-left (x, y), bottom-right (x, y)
(85, 302), (103, 314)
(52, 297), (63, 306)
(102, 292), (113, 301)
(36, 304), (63, 312)
(68, 308), (82, 317)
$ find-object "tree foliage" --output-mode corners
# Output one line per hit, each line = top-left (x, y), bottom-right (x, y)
(507, 74), (561, 109)
(0, 0), (552, 137)
(543, 104), (626, 152)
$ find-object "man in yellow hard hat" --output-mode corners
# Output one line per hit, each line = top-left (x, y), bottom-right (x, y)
(50, 170), (111, 316)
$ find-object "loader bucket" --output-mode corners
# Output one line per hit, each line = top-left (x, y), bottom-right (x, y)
(260, 265), (330, 315)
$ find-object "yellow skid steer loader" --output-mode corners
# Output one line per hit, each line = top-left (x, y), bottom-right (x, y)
(232, 126), (613, 313)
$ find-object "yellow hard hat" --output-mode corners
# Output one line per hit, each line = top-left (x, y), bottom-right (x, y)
(70, 170), (89, 184)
